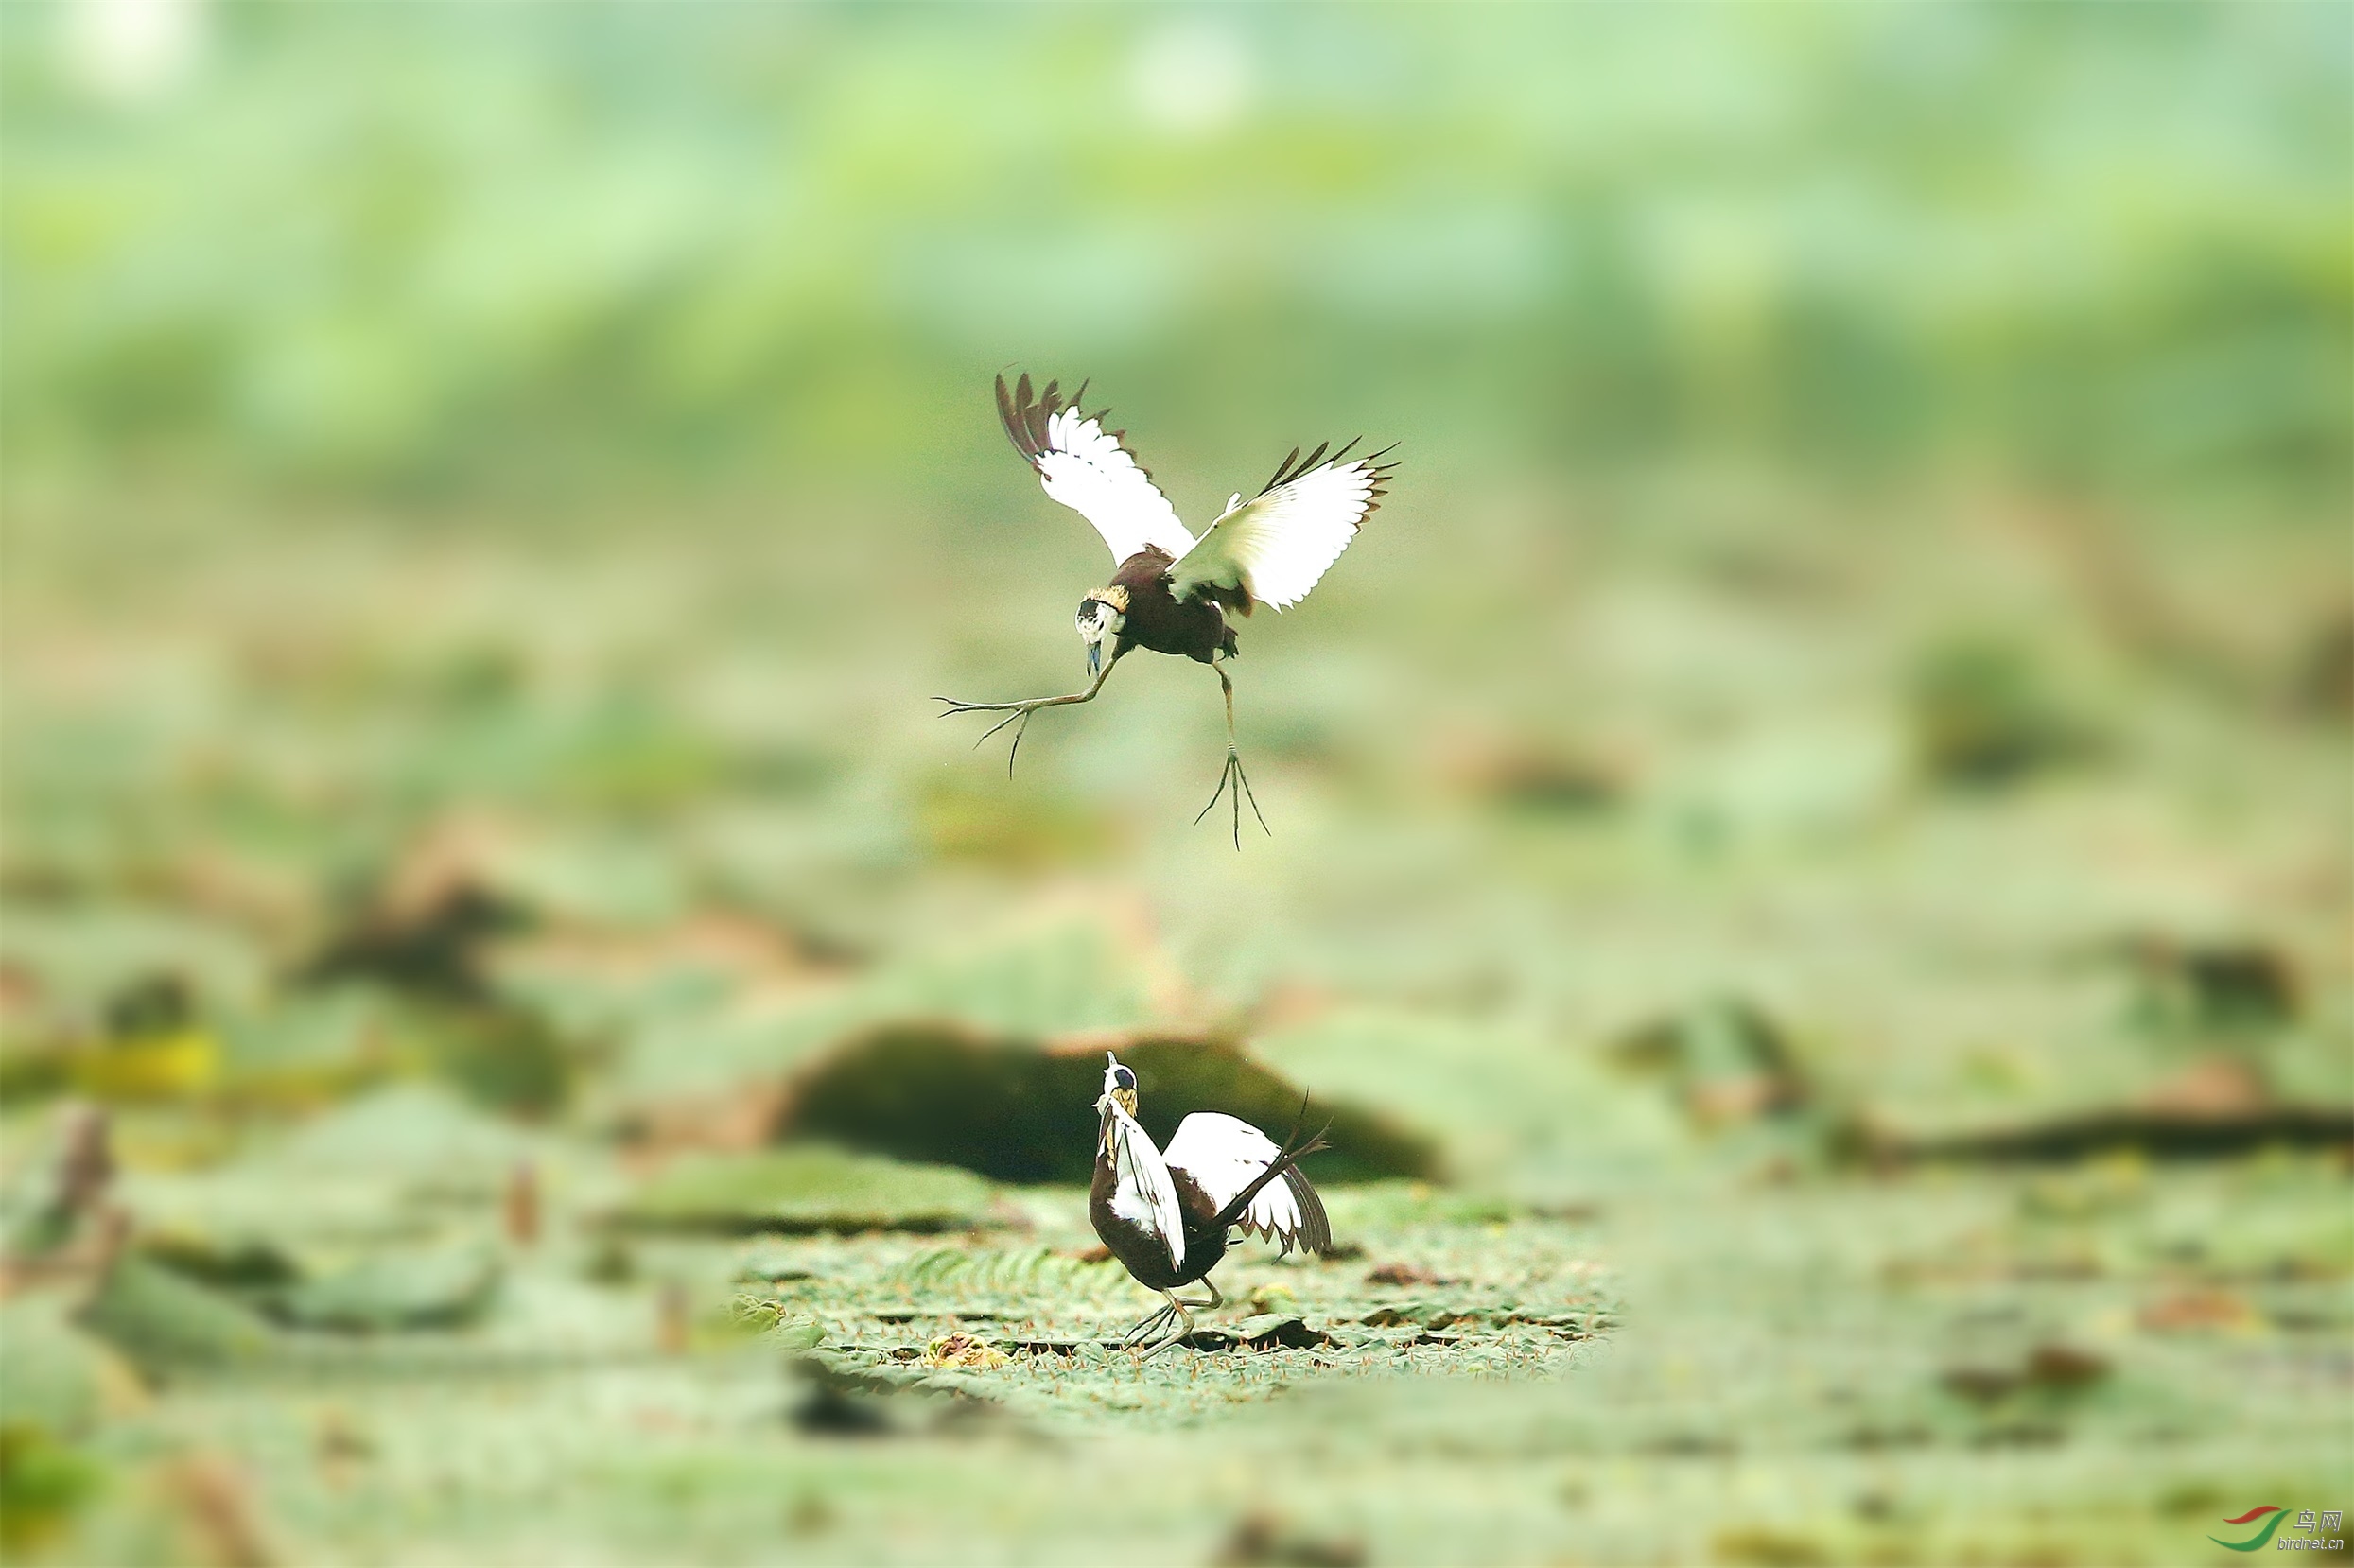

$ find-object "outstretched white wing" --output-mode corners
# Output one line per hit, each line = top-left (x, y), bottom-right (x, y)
(1103, 1100), (1185, 1270)
(998, 374), (1196, 567)
(1168, 440), (1396, 614)
(1162, 1112), (1332, 1258)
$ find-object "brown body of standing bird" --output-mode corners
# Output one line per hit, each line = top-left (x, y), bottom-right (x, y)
(1088, 1052), (1333, 1355)
(937, 374), (1397, 844)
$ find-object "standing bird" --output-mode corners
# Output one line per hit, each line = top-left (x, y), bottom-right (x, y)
(938, 375), (1397, 845)
(1090, 1052), (1334, 1357)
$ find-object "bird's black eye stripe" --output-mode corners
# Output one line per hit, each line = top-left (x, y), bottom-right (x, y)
(1112, 1066), (1136, 1089)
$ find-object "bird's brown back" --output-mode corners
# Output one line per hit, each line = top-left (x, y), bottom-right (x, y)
(1111, 549), (1233, 665)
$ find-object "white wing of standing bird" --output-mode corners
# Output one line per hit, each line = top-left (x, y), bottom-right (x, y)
(947, 375), (1398, 845)
(1162, 1112), (1334, 1256)
(1100, 1095), (1185, 1270)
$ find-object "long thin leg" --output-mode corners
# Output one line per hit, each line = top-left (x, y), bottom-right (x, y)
(1137, 1276), (1225, 1360)
(1193, 662), (1270, 850)
(1138, 1298), (1195, 1360)
(1120, 1297), (1177, 1348)
(935, 658), (1118, 777)
(1120, 1281), (1212, 1350)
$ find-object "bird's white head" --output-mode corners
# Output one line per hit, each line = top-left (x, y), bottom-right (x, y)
(1075, 585), (1128, 678)
(1095, 1051), (1139, 1119)
(1095, 1051), (1139, 1159)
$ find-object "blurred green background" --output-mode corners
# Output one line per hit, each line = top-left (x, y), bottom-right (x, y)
(3, 4), (2349, 1564)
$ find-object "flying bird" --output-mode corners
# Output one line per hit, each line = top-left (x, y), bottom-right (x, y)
(937, 374), (1397, 845)
(1090, 1051), (1333, 1357)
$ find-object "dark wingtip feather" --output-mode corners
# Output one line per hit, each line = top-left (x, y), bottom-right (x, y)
(996, 371), (1172, 494)
(1257, 435), (1401, 510)
(1022, 378), (1055, 454)
(1282, 1163), (1333, 1256)
(996, 373), (1042, 465)
(1261, 446), (1301, 497)
(1359, 443), (1401, 520)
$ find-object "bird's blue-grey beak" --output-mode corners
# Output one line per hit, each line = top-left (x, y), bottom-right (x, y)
(1087, 641), (1102, 679)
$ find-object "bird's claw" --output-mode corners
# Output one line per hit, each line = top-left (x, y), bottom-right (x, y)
(934, 697), (1038, 776)
(1194, 748), (1270, 851)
